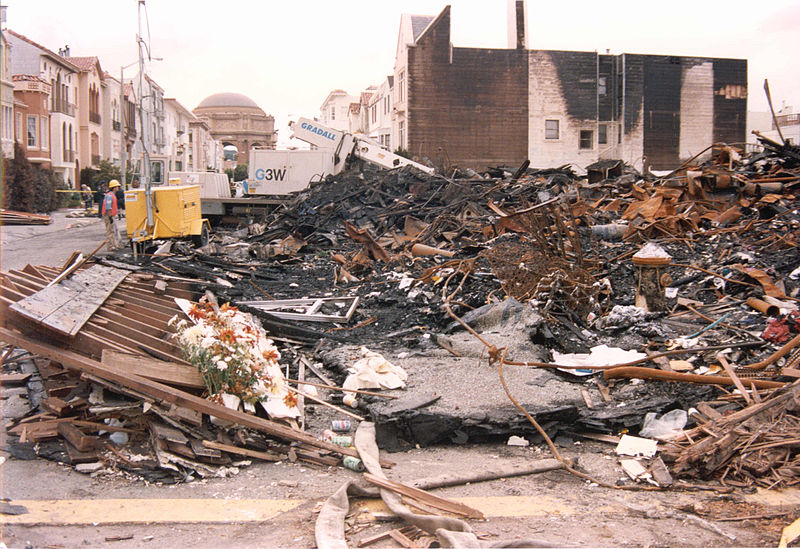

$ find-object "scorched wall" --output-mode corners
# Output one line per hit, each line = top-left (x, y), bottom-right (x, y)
(407, 7), (528, 170)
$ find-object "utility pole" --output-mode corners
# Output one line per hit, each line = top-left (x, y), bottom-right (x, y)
(137, 0), (153, 228)
(120, 66), (127, 189)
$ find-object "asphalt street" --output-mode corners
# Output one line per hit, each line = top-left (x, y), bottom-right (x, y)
(0, 208), (122, 271)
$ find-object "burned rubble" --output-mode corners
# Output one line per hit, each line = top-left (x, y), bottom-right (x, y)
(2, 133), (800, 545)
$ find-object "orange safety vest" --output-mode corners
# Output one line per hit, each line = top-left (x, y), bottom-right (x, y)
(102, 191), (118, 217)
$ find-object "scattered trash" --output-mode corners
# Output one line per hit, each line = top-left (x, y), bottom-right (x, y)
(616, 435), (658, 458)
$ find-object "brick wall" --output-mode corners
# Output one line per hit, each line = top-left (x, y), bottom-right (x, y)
(407, 7), (528, 170)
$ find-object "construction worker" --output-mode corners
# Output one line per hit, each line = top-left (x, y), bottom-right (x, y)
(102, 180), (122, 251)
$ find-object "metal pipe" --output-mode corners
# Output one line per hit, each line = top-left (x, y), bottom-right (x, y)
(603, 366), (784, 389)
(744, 333), (800, 371)
(747, 297), (780, 317)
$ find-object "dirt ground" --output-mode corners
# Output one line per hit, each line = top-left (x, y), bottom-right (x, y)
(1, 435), (795, 548)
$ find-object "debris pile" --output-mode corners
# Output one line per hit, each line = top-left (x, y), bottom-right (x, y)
(2, 133), (800, 496)
(1, 209), (51, 225)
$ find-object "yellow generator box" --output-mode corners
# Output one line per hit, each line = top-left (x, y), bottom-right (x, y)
(125, 185), (203, 241)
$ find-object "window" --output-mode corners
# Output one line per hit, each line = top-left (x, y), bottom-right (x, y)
(175, 160), (183, 171)
(399, 71), (405, 103)
(618, 123), (622, 144)
(188, 131), (193, 143)
(598, 76), (607, 96)
(151, 160), (163, 184)
(40, 116), (48, 149)
(27, 115), (38, 148)
(2, 106), (12, 140)
(330, 106), (335, 120)
(399, 121), (405, 148)
(579, 130), (593, 150)
(15, 112), (22, 141)
(545, 119), (559, 140)
(598, 124), (607, 145)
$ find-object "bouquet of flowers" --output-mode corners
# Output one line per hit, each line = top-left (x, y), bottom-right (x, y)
(170, 300), (299, 417)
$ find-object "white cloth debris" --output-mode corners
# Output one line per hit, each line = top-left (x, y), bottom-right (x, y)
(551, 344), (648, 376)
(343, 347), (408, 392)
(633, 242), (672, 261)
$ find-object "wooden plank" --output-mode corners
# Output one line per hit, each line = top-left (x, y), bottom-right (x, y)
(150, 423), (189, 444)
(0, 326), (391, 466)
(201, 440), (283, 462)
(65, 441), (99, 464)
(57, 422), (98, 452)
(167, 404), (203, 427)
(719, 356), (752, 405)
(695, 402), (724, 421)
(9, 265), (129, 336)
(363, 473), (484, 519)
(41, 396), (69, 416)
(0, 372), (32, 384)
(101, 350), (201, 388)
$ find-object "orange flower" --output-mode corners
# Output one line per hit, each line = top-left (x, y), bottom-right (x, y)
(220, 303), (239, 313)
(262, 349), (279, 361)
(219, 329), (237, 345)
(188, 305), (207, 321)
(284, 391), (299, 408)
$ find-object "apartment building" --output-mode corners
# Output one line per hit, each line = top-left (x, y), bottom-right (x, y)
(101, 72), (123, 165)
(66, 55), (105, 173)
(319, 89), (355, 132)
(7, 30), (79, 185)
(367, 77), (393, 150)
(164, 98), (194, 172)
(1, 31), (14, 158)
(11, 74), (50, 167)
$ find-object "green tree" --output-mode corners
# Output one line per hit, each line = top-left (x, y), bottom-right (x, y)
(233, 163), (248, 182)
(2, 142), (35, 212)
(1, 143), (62, 213)
(91, 160), (122, 189)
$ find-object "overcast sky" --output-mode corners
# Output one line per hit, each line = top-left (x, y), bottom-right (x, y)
(6, 0), (799, 146)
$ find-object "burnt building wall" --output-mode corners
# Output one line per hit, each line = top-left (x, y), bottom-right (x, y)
(407, 7), (528, 169)
(401, 6), (745, 171)
(712, 58), (748, 145)
(642, 55), (683, 170)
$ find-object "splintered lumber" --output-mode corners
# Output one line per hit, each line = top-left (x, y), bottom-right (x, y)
(0, 209), (51, 225)
(101, 350), (203, 389)
(363, 473), (484, 519)
(0, 327), (391, 466)
(10, 264), (129, 336)
(663, 381), (800, 487)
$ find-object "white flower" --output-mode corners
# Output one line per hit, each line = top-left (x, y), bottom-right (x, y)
(216, 360), (228, 371)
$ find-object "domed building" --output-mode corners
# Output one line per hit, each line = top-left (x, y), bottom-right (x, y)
(192, 92), (276, 166)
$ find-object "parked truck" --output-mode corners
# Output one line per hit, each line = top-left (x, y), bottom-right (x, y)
(247, 117), (433, 196)
(169, 119), (434, 223)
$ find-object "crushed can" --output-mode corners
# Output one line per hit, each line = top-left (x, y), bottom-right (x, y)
(330, 435), (352, 447)
(342, 456), (365, 472)
(331, 420), (352, 432)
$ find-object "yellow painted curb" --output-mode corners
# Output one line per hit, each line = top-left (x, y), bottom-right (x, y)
(1, 498), (305, 526)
